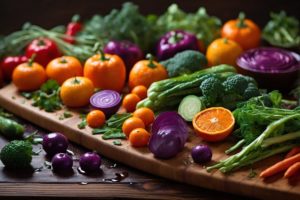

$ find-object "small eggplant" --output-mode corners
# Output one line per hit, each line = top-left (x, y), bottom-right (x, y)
(156, 30), (199, 61)
(104, 40), (144, 75)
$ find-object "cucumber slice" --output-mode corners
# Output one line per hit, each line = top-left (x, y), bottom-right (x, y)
(178, 95), (204, 122)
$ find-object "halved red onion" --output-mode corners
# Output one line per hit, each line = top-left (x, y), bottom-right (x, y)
(90, 90), (121, 117)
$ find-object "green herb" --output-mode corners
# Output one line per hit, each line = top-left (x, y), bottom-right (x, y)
(59, 111), (73, 120)
(113, 140), (122, 146)
(102, 130), (126, 140)
(21, 80), (61, 112)
(81, 2), (156, 51)
(263, 11), (300, 48)
(247, 168), (257, 179)
(154, 4), (221, 46)
(0, 108), (13, 118)
(92, 113), (131, 140)
(77, 114), (87, 129)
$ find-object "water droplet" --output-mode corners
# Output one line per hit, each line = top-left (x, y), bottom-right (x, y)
(102, 171), (129, 183)
(109, 163), (118, 168)
(77, 167), (87, 175)
(34, 166), (43, 172)
(67, 149), (75, 156)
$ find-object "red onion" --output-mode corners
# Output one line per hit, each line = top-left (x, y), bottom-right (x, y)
(90, 90), (121, 117)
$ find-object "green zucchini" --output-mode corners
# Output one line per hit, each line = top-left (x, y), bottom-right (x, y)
(0, 116), (25, 139)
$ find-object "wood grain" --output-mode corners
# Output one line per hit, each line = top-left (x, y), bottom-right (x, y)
(0, 83), (300, 200)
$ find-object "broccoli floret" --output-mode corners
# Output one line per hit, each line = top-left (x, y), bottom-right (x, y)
(0, 140), (32, 169)
(160, 50), (207, 77)
(199, 76), (224, 106)
(243, 83), (261, 99)
(223, 74), (249, 95)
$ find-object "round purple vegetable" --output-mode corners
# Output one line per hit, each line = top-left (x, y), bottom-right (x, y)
(156, 30), (199, 61)
(42, 133), (68, 156)
(191, 145), (212, 164)
(104, 40), (144, 74)
(236, 47), (300, 91)
(149, 112), (189, 159)
(90, 90), (121, 117)
(51, 153), (73, 172)
(79, 152), (101, 172)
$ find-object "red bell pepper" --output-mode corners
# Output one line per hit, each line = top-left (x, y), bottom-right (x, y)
(25, 38), (61, 67)
(65, 15), (82, 44)
(0, 55), (28, 81)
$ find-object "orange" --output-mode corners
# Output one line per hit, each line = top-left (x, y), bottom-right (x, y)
(46, 56), (83, 85)
(129, 128), (150, 147)
(12, 61), (47, 91)
(122, 117), (145, 137)
(122, 93), (140, 112)
(129, 55), (168, 89)
(206, 38), (243, 67)
(60, 77), (94, 107)
(131, 85), (147, 100)
(86, 110), (106, 128)
(133, 107), (155, 126)
(192, 107), (235, 142)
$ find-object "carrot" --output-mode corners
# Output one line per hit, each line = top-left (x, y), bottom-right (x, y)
(260, 153), (300, 178)
(285, 147), (300, 158)
(284, 162), (300, 178)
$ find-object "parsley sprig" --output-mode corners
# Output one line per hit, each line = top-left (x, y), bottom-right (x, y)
(21, 80), (62, 112)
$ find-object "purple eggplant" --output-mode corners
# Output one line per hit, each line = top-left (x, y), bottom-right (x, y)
(104, 40), (144, 74)
(156, 30), (200, 61)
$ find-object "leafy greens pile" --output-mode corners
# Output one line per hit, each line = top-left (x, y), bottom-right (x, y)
(153, 4), (222, 46)
(263, 11), (300, 49)
(207, 91), (300, 173)
(81, 2), (156, 51)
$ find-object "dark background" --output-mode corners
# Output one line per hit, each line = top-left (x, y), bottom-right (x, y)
(0, 0), (299, 34)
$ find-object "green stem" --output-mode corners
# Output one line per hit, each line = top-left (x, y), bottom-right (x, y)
(237, 12), (247, 28)
(28, 54), (36, 66)
(146, 54), (156, 68)
(262, 131), (300, 148)
(72, 77), (80, 84)
(225, 139), (245, 154)
(60, 57), (68, 64)
(71, 14), (80, 22)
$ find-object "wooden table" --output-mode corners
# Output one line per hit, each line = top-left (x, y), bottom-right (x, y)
(0, 115), (254, 200)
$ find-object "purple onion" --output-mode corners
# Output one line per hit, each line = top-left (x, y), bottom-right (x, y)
(191, 145), (212, 164)
(79, 152), (101, 172)
(104, 40), (143, 73)
(42, 133), (68, 156)
(90, 90), (121, 117)
(156, 30), (199, 61)
(51, 153), (73, 172)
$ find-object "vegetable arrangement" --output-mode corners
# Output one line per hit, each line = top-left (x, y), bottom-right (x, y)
(0, 2), (300, 183)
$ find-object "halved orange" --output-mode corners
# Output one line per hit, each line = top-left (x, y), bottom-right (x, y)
(192, 107), (235, 142)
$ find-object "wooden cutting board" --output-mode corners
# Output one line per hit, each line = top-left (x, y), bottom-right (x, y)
(0, 83), (299, 200)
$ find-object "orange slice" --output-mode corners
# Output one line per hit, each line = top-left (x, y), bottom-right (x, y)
(192, 107), (235, 142)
